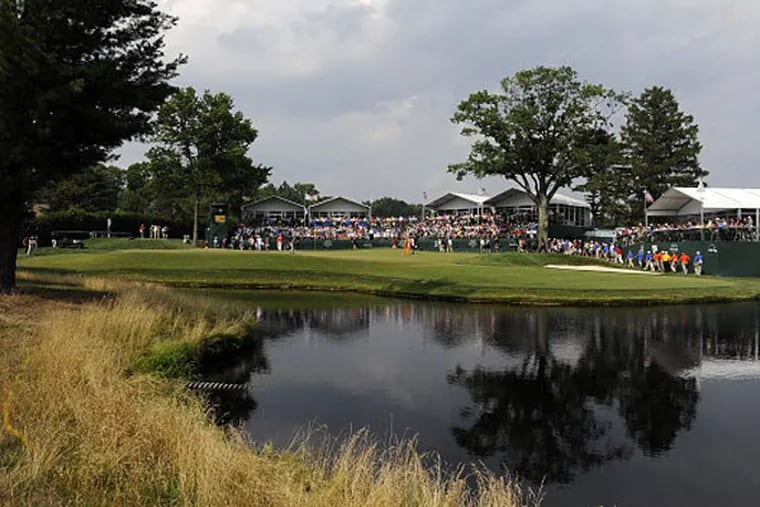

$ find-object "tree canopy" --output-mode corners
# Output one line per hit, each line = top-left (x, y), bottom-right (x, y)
(256, 181), (321, 206)
(369, 197), (421, 218)
(0, 0), (183, 293)
(36, 164), (124, 213)
(147, 87), (271, 243)
(449, 66), (624, 250)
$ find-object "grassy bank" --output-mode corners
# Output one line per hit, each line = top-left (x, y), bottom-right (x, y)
(18, 245), (760, 305)
(0, 280), (535, 506)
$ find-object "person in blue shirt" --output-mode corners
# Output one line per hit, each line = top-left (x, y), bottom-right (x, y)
(626, 250), (635, 268)
(636, 249), (645, 269)
(694, 250), (704, 276)
(645, 250), (654, 271)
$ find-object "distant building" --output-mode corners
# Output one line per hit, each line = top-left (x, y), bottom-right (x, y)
(241, 195), (305, 222)
(308, 196), (370, 219)
(485, 188), (591, 227)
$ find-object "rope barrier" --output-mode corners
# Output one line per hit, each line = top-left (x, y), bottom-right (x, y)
(185, 381), (248, 391)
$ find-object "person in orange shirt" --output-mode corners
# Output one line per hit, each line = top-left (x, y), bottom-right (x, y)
(670, 251), (680, 273)
(679, 252), (691, 275)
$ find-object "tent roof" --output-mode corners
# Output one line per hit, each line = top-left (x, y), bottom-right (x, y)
(484, 188), (590, 208)
(309, 195), (369, 210)
(647, 187), (760, 216)
(550, 193), (591, 208)
(427, 192), (489, 209)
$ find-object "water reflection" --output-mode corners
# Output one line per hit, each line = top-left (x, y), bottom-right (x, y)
(200, 333), (269, 426)
(447, 332), (699, 483)
(207, 295), (760, 488)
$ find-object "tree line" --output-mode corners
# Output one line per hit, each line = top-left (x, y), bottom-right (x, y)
(1, 1), (704, 293)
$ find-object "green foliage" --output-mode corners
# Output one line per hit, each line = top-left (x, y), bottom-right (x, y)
(572, 132), (630, 227)
(256, 181), (320, 206)
(620, 86), (706, 221)
(132, 328), (257, 379)
(369, 196), (420, 217)
(148, 87), (271, 242)
(36, 164), (124, 213)
(132, 340), (199, 379)
(119, 162), (154, 214)
(0, 0), (183, 292)
(450, 66), (625, 249)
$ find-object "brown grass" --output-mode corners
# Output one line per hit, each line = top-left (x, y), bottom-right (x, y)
(0, 278), (537, 506)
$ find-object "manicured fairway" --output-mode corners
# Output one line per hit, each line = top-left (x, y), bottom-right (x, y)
(17, 243), (760, 305)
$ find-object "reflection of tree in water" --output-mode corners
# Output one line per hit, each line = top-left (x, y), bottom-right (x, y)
(256, 307), (370, 339)
(618, 362), (698, 456)
(201, 331), (269, 427)
(306, 307), (370, 338)
(449, 357), (631, 484)
(448, 309), (702, 484)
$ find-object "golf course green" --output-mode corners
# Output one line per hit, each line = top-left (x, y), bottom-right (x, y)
(16, 239), (760, 305)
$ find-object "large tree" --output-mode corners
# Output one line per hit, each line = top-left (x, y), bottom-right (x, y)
(0, 0), (183, 293)
(148, 87), (270, 244)
(620, 86), (706, 221)
(450, 66), (623, 250)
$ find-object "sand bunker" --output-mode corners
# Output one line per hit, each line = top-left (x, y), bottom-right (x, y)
(545, 264), (660, 275)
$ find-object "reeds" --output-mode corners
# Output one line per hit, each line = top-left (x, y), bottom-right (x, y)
(0, 281), (536, 506)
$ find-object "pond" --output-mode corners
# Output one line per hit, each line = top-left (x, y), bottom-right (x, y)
(201, 291), (760, 507)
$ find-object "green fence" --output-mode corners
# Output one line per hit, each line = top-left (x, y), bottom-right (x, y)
(625, 240), (760, 277)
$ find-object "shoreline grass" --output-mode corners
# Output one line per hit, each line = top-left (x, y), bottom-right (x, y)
(17, 245), (760, 306)
(0, 279), (537, 506)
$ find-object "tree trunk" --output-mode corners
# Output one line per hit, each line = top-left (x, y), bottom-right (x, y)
(537, 192), (549, 252)
(0, 216), (21, 294)
(192, 188), (200, 246)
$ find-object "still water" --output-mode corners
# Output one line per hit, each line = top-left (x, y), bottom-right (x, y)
(202, 292), (760, 507)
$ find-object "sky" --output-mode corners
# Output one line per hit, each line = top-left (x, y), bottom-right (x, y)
(118, 0), (760, 203)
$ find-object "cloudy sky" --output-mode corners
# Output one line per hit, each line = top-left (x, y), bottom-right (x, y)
(120, 0), (760, 203)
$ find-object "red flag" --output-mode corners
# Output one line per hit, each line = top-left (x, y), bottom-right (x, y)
(644, 191), (654, 204)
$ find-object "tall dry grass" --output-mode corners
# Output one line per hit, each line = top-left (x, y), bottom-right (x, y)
(0, 282), (538, 506)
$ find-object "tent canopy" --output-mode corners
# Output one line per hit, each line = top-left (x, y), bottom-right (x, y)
(426, 192), (489, 210)
(484, 188), (590, 209)
(647, 187), (760, 217)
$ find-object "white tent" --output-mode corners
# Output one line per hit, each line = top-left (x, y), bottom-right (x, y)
(647, 187), (760, 219)
(426, 192), (491, 215)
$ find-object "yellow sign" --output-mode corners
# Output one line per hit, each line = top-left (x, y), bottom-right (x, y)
(214, 214), (226, 224)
